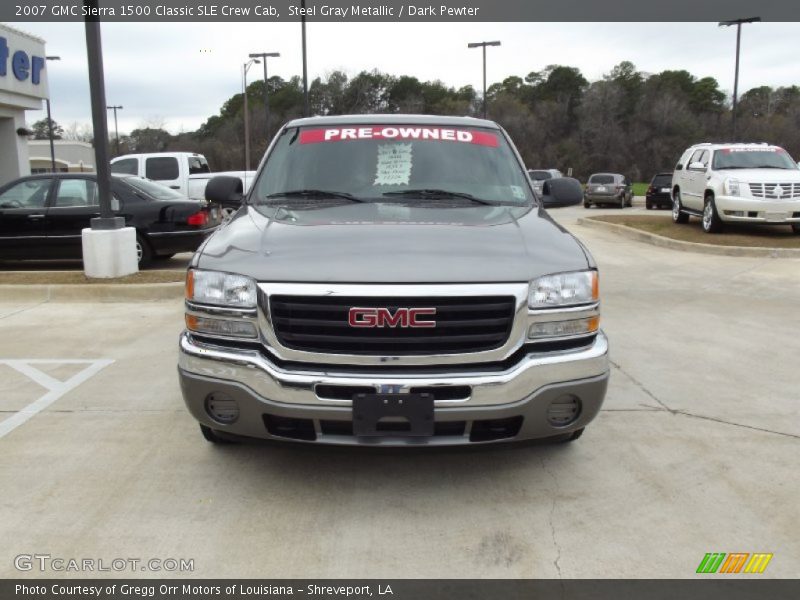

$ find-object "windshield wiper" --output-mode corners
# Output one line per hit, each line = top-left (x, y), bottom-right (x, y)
(264, 189), (368, 203)
(382, 189), (500, 205)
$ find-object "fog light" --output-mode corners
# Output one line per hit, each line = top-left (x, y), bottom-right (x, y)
(206, 393), (240, 424)
(724, 210), (744, 217)
(186, 315), (257, 338)
(547, 395), (581, 426)
(528, 317), (599, 339)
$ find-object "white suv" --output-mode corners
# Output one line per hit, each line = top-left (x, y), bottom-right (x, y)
(671, 143), (800, 234)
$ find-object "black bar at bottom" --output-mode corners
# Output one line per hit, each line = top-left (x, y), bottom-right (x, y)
(2, 579), (798, 600)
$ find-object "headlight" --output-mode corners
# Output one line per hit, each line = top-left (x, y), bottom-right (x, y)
(724, 178), (741, 196)
(186, 269), (257, 308)
(529, 271), (598, 309)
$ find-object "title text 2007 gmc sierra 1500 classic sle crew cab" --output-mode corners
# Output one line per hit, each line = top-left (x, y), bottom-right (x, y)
(178, 115), (609, 446)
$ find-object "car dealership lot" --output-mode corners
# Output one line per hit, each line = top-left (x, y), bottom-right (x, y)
(1, 211), (798, 578)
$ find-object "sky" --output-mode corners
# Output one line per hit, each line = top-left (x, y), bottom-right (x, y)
(13, 21), (800, 135)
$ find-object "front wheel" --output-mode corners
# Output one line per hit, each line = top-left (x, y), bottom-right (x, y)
(619, 195), (626, 209)
(672, 192), (689, 224)
(792, 224), (800, 235)
(702, 196), (723, 233)
(135, 234), (153, 268)
(646, 199), (653, 210)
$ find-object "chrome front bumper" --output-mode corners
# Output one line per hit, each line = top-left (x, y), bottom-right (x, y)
(716, 195), (800, 223)
(178, 331), (610, 445)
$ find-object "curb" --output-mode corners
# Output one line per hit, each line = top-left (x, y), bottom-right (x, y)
(576, 217), (800, 259)
(0, 282), (184, 303)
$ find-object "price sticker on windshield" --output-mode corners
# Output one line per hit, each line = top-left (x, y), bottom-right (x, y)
(374, 143), (413, 186)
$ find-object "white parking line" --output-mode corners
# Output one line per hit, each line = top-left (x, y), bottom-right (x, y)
(0, 359), (114, 439)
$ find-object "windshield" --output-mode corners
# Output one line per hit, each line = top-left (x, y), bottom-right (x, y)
(589, 174), (615, 184)
(712, 148), (798, 170)
(252, 125), (533, 207)
(122, 176), (187, 200)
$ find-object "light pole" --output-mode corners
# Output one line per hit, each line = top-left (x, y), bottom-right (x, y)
(301, 0), (309, 116)
(45, 55), (60, 172)
(248, 52), (280, 142)
(243, 58), (260, 170)
(106, 105), (123, 156)
(719, 17), (760, 139)
(467, 40), (501, 119)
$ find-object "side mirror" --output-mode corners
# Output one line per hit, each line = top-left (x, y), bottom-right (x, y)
(688, 161), (706, 171)
(205, 175), (244, 207)
(541, 177), (583, 208)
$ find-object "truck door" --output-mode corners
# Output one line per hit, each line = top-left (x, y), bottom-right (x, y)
(683, 149), (709, 211)
(145, 155), (184, 195)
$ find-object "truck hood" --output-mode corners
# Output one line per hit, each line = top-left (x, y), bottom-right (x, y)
(196, 203), (591, 283)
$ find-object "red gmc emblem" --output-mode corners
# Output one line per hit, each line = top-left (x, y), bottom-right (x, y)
(348, 307), (437, 328)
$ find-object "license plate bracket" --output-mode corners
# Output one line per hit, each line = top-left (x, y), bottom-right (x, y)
(765, 212), (785, 222)
(352, 393), (434, 437)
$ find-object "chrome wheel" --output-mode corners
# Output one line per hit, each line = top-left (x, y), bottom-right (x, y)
(702, 202), (712, 230)
(672, 191), (688, 223)
(135, 240), (143, 263)
(702, 197), (723, 233)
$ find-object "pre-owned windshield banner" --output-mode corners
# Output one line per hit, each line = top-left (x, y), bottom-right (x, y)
(299, 127), (499, 146)
(3, 0), (800, 22)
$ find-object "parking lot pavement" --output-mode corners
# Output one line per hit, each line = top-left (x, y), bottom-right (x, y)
(1, 214), (798, 579)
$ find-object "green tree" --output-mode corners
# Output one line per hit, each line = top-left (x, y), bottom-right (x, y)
(30, 118), (64, 140)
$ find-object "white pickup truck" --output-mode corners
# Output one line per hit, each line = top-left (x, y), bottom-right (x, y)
(110, 152), (256, 205)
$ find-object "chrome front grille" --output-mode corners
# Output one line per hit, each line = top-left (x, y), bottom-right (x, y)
(748, 182), (800, 200)
(268, 294), (516, 355)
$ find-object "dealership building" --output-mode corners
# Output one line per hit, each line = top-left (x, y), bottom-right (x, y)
(0, 23), (49, 185)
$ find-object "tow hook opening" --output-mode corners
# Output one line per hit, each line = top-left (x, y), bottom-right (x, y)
(469, 416), (523, 442)
(263, 414), (317, 441)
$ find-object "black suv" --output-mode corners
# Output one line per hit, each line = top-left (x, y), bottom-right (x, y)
(645, 173), (673, 210)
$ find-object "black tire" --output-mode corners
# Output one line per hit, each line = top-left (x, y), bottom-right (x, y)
(155, 253), (176, 260)
(584, 201), (591, 209)
(627, 195), (633, 207)
(702, 195), (723, 233)
(619, 195), (625, 209)
(672, 190), (689, 224)
(135, 234), (154, 268)
(792, 224), (800, 235)
(200, 424), (234, 444)
(646, 199), (653, 210)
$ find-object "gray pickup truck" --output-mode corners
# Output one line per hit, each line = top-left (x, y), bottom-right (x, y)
(178, 115), (609, 446)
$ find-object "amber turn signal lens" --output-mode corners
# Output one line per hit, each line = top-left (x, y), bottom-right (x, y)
(185, 270), (194, 300)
